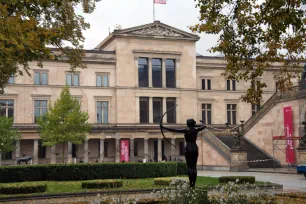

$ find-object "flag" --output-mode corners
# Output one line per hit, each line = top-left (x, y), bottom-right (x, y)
(154, 0), (166, 4)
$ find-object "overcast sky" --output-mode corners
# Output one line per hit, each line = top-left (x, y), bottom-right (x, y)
(78, 0), (219, 56)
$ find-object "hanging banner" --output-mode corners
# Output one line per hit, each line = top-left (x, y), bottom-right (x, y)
(120, 140), (129, 162)
(283, 106), (295, 164)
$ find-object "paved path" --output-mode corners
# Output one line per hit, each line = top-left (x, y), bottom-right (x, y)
(198, 170), (306, 192)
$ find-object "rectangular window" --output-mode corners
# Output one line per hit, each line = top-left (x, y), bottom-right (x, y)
(153, 97), (162, 124)
(138, 58), (148, 87)
(8, 75), (14, 84)
(252, 104), (261, 116)
(227, 80), (236, 91)
(34, 100), (48, 123)
(38, 140), (46, 159)
(104, 142), (108, 157)
(72, 144), (77, 158)
(139, 97), (149, 123)
(166, 98), (176, 124)
(66, 73), (79, 86)
(202, 104), (212, 125)
(34, 72), (48, 85)
(152, 58), (162, 88)
(97, 101), (109, 124)
(202, 79), (211, 90)
(166, 59), (176, 88)
(96, 74), (109, 87)
(179, 141), (184, 156)
(0, 100), (14, 118)
(227, 104), (237, 125)
(1, 151), (12, 160)
(134, 141), (138, 156)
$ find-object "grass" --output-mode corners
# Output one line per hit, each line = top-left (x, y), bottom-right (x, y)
(0, 176), (270, 198)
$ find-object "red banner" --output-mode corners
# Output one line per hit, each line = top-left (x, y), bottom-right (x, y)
(154, 0), (167, 4)
(283, 106), (295, 164)
(120, 140), (129, 162)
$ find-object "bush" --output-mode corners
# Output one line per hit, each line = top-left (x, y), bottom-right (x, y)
(0, 162), (180, 183)
(82, 180), (123, 189)
(154, 178), (172, 186)
(0, 183), (47, 194)
(176, 162), (187, 175)
(219, 176), (255, 184)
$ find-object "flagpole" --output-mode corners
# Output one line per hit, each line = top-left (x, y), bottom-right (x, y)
(153, 0), (155, 21)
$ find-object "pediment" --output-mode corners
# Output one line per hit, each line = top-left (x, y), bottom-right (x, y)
(129, 25), (184, 37)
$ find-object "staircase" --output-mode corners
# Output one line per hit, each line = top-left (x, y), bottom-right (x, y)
(216, 135), (281, 168)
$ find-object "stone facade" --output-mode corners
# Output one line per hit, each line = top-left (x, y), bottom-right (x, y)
(0, 21), (293, 168)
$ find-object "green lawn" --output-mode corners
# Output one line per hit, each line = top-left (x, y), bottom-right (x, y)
(0, 176), (268, 198)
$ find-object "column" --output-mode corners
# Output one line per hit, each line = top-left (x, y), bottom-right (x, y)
(149, 97), (153, 123)
(115, 138), (120, 163)
(15, 141), (20, 159)
(67, 142), (72, 164)
(144, 138), (149, 161)
(136, 97), (140, 123)
(33, 139), (38, 165)
(162, 59), (166, 88)
(158, 138), (162, 162)
(51, 145), (56, 164)
(163, 97), (167, 123)
(171, 138), (176, 161)
(148, 58), (152, 87)
(99, 139), (104, 163)
(176, 59), (180, 88)
(0, 152), (2, 166)
(130, 138), (134, 162)
(84, 138), (88, 163)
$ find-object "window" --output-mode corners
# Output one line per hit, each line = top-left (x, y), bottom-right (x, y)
(97, 74), (109, 87)
(166, 98), (176, 123)
(252, 104), (261, 116)
(38, 140), (46, 159)
(72, 144), (77, 157)
(34, 100), (48, 123)
(227, 104), (237, 125)
(202, 104), (212, 125)
(166, 59), (176, 88)
(8, 75), (14, 84)
(201, 79), (211, 90)
(66, 73), (79, 86)
(104, 142), (108, 157)
(97, 101), (109, 124)
(34, 72), (48, 85)
(1, 151), (12, 160)
(152, 58), (162, 88)
(153, 97), (162, 124)
(227, 80), (236, 91)
(139, 97), (149, 123)
(0, 100), (14, 118)
(134, 141), (138, 157)
(138, 58), (148, 87)
(179, 141), (184, 156)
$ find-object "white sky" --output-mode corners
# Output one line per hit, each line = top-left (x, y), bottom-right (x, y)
(78, 0), (219, 56)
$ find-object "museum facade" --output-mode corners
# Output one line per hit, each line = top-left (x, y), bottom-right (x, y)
(0, 21), (280, 166)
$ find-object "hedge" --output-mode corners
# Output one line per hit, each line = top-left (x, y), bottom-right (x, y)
(0, 183), (47, 194)
(219, 176), (255, 184)
(154, 177), (188, 186)
(176, 162), (188, 175)
(0, 162), (184, 183)
(82, 180), (123, 189)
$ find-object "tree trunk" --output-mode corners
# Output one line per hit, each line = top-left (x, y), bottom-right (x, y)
(62, 142), (65, 164)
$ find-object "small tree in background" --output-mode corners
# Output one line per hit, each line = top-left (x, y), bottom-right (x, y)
(37, 86), (91, 163)
(0, 116), (21, 166)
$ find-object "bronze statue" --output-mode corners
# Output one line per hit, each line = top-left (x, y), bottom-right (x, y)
(160, 105), (206, 188)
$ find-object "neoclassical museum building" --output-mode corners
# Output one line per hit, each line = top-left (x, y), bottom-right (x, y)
(2, 21), (302, 169)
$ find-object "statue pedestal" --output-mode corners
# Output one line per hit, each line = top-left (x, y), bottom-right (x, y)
(230, 148), (248, 172)
(297, 147), (306, 164)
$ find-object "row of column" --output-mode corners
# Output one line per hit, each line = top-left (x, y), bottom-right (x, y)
(8, 137), (177, 165)
(136, 97), (180, 124)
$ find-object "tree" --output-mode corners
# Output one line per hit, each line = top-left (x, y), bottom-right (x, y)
(37, 86), (91, 163)
(0, 116), (21, 165)
(191, 0), (306, 104)
(0, 0), (101, 93)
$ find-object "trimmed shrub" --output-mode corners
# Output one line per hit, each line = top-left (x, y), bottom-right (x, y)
(0, 162), (179, 183)
(82, 180), (123, 189)
(219, 176), (255, 184)
(177, 162), (187, 175)
(0, 183), (47, 194)
(154, 178), (172, 186)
